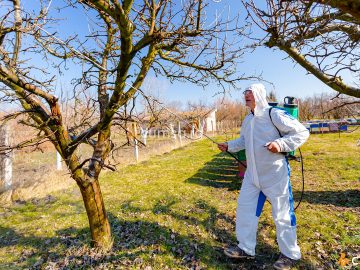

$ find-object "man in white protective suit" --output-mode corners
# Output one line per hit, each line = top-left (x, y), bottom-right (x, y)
(218, 83), (309, 270)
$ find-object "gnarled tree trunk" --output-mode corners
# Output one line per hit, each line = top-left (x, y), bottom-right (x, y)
(78, 178), (112, 249)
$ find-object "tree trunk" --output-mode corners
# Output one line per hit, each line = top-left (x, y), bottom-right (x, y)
(78, 178), (112, 249)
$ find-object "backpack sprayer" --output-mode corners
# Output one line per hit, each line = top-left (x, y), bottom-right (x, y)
(269, 97), (305, 210)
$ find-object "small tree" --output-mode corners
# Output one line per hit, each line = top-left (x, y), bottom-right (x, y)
(298, 93), (359, 120)
(243, 0), (360, 98)
(215, 98), (248, 123)
(267, 89), (278, 102)
(0, 0), (255, 249)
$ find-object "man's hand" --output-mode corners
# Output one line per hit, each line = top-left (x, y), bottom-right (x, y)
(265, 142), (281, 153)
(218, 142), (228, 152)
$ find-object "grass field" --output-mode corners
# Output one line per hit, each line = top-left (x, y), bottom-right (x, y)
(0, 129), (359, 269)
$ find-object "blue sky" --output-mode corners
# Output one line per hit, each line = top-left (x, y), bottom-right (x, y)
(157, 45), (340, 106)
(22, 0), (348, 109)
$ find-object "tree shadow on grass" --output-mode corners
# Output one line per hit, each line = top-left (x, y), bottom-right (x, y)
(0, 215), (259, 269)
(186, 152), (242, 190)
(187, 152), (360, 209)
(147, 197), (283, 269)
(0, 209), (317, 270)
(293, 189), (360, 208)
(112, 216), (287, 269)
(0, 224), (92, 269)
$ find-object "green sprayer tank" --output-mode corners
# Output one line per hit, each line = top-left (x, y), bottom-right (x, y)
(283, 96), (299, 119)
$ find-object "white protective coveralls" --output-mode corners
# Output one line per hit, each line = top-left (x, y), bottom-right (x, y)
(227, 84), (309, 260)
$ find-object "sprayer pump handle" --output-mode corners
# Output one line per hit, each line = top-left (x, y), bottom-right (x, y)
(284, 96), (297, 105)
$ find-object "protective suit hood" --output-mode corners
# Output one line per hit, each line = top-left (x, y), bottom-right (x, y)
(246, 83), (270, 116)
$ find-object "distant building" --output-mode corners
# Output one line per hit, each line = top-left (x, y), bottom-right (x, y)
(134, 108), (217, 135)
(204, 109), (217, 132)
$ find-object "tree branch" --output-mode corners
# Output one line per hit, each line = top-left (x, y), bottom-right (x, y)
(276, 42), (360, 97)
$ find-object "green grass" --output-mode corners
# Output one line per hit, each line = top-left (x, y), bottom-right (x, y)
(0, 129), (359, 269)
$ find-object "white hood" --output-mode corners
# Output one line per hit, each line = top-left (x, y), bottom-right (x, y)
(246, 83), (270, 116)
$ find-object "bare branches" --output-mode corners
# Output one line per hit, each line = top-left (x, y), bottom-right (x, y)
(0, 133), (51, 154)
(243, 0), (360, 97)
(323, 100), (360, 114)
(277, 44), (360, 97)
(298, 92), (360, 118)
(302, 0), (360, 20)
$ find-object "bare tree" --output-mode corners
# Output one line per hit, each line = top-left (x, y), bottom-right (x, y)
(243, 0), (360, 98)
(215, 98), (248, 123)
(298, 93), (359, 121)
(298, 97), (315, 121)
(0, 0), (255, 249)
(267, 89), (278, 102)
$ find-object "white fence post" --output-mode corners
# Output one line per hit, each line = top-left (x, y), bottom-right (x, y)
(56, 151), (62, 170)
(198, 117), (203, 138)
(133, 123), (139, 162)
(178, 122), (182, 146)
(0, 125), (12, 191)
(140, 127), (148, 146)
(134, 138), (139, 162)
(169, 124), (176, 141)
(191, 124), (195, 139)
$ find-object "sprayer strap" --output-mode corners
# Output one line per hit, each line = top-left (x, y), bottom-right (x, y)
(269, 107), (282, 138)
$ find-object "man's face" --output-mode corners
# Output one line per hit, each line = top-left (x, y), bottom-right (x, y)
(244, 90), (255, 110)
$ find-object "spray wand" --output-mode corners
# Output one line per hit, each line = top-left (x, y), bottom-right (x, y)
(130, 84), (247, 167)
